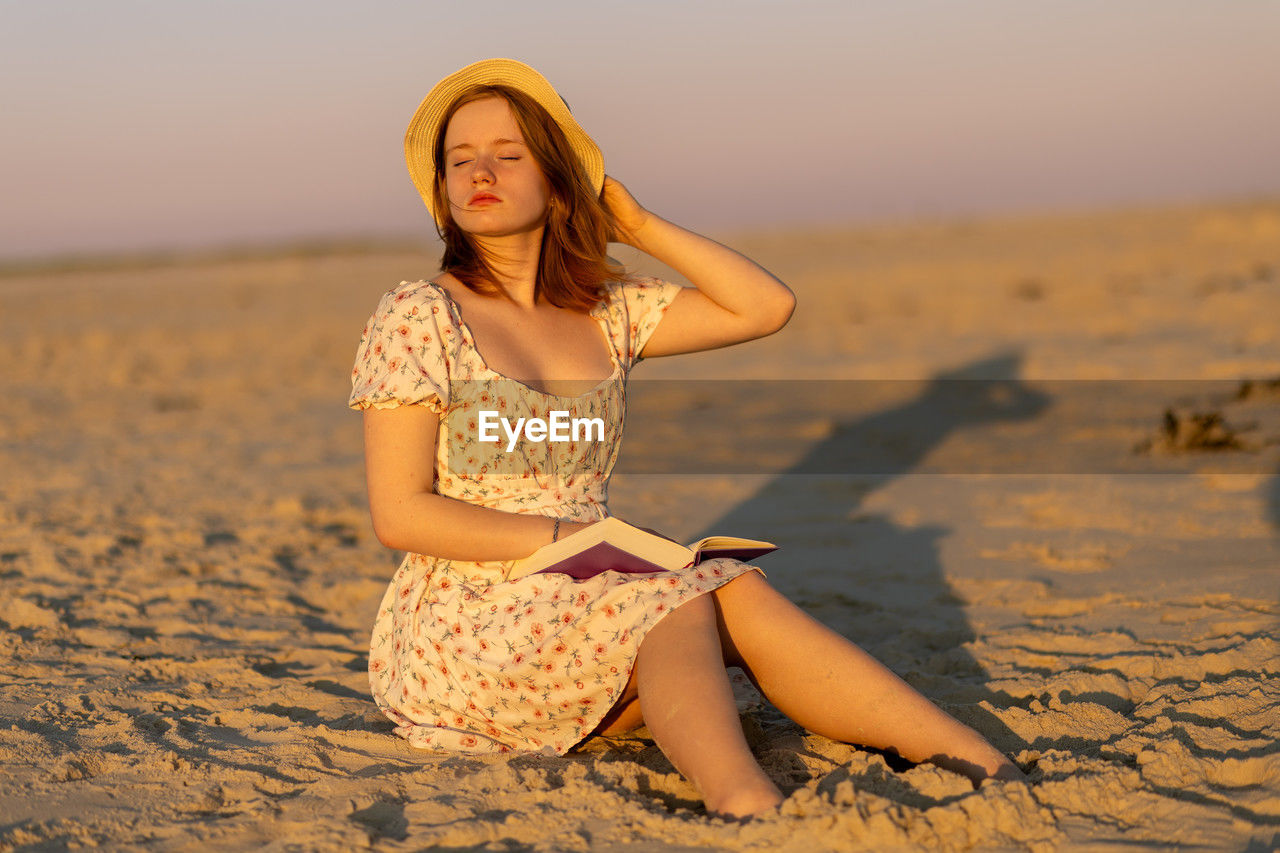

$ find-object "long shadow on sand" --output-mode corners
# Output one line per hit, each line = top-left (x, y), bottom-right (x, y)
(688, 351), (1049, 754)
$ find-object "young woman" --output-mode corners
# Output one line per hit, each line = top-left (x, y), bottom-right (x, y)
(350, 58), (1024, 819)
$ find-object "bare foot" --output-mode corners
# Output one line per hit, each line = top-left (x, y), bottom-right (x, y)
(706, 782), (785, 820)
(927, 743), (1028, 788)
(985, 760), (1029, 784)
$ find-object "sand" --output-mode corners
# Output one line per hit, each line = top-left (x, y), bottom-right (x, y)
(1, 200), (1277, 850)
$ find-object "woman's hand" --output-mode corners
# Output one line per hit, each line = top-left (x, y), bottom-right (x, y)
(600, 176), (653, 249)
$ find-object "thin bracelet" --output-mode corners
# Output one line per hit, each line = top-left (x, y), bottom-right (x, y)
(551, 518), (561, 543)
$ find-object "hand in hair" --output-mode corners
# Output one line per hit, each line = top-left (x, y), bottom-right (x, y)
(600, 176), (653, 249)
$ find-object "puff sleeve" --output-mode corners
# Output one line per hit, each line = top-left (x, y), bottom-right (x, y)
(606, 276), (684, 368)
(348, 283), (456, 414)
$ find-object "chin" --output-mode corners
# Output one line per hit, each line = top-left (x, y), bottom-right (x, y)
(458, 218), (547, 240)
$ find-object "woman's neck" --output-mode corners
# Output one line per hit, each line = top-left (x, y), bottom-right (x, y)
(472, 227), (544, 307)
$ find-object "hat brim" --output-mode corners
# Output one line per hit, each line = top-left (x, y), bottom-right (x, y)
(405, 58), (605, 228)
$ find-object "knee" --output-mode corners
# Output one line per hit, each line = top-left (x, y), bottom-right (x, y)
(711, 570), (795, 638)
(643, 589), (718, 646)
(669, 588), (718, 625)
(712, 568), (773, 606)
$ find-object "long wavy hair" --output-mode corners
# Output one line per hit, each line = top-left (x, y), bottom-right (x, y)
(431, 85), (621, 312)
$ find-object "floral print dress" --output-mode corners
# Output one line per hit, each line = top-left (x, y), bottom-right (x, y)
(348, 276), (762, 755)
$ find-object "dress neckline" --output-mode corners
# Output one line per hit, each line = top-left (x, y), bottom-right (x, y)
(423, 281), (622, 401)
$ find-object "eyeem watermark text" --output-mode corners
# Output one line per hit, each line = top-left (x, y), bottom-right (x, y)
(478, 410), (606, 452)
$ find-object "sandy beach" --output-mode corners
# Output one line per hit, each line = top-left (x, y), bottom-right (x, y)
(1, 200), (1278, 850)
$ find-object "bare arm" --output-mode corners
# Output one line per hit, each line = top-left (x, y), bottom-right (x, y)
(602, 177), (796, 358)
(363, 405), (593, 559)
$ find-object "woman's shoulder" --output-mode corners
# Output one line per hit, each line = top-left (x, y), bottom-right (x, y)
(596, 274), (681, 309)
(597, 274), (685, 316)
(349, 280), (462, 412)
(364, 279), (463, 330)
(373, 278), (453, 312)
(355, 279), (470, 364)
(595, 275), (686, 365)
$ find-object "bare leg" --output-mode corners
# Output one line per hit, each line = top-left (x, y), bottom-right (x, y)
(632, 592), (784, 817)
(711, 572), (1023, 785)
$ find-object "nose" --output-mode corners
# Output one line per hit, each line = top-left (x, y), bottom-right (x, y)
(470, 156), (494, 185)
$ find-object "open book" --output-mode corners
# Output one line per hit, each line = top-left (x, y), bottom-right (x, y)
(507, 517), (776, 582)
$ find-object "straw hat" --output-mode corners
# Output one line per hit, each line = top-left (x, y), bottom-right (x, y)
(404, 58), (605, 227)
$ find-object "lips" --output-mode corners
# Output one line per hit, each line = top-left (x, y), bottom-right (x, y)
(468, 192), (500, 206)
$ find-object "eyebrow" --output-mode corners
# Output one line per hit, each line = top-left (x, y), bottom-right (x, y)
(445, 138), (527, 154)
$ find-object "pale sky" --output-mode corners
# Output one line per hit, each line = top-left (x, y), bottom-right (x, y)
(3, 0), (1278, 259)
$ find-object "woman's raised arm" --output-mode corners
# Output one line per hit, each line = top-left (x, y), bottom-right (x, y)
(602, 176), (796, 358)
(363, 406), (588, 560)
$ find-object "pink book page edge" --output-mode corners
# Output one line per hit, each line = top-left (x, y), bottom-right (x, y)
(533, 541), (673, 580)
